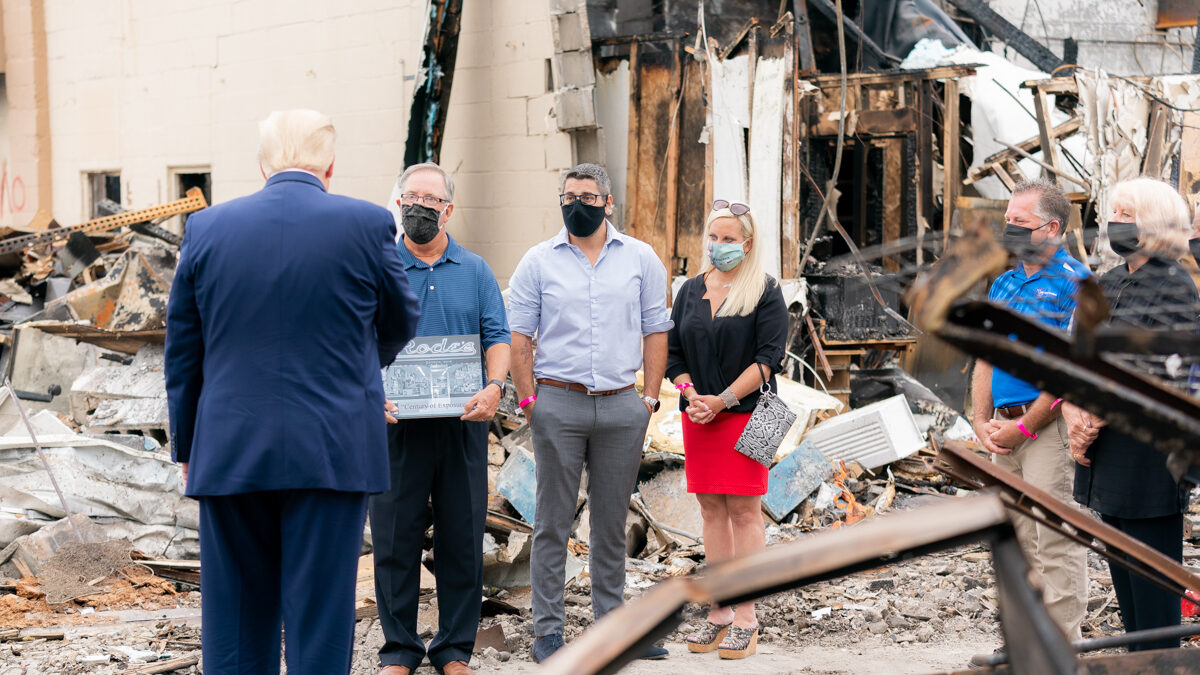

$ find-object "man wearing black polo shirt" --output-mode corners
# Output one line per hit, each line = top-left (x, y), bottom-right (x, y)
(970, 178), (1089, 640)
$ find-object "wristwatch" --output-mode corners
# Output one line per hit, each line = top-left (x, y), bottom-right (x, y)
(641, 395), (660, 413)
(486, 379), (505, 393)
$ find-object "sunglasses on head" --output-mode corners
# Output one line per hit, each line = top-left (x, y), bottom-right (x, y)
(712, 200), (750, 216)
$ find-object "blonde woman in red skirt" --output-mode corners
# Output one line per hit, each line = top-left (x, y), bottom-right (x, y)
(665, 200), (788, 660)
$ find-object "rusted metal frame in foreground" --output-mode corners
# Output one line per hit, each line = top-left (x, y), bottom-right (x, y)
(937, 441), (1200, 605)
(935, 300), (1200, 467)
(541, 495), (1076, 675)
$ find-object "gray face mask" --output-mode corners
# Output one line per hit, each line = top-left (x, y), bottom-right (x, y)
(401, 204), (443, 245)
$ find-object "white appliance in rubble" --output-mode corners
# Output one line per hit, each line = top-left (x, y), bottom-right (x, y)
(802, 394), (925, 471)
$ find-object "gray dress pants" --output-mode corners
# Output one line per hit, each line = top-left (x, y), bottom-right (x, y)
(529, 384), (650, 637)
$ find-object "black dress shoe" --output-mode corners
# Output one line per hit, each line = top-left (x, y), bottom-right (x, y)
(638, 644), (669, 660)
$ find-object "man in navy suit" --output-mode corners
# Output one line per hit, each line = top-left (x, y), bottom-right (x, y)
(165, 109), (421, 675)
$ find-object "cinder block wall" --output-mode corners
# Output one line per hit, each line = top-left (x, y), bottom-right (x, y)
(978, 0), (1194, 76)
(439, 0), (575, 284)
(36, 0), (572, 284)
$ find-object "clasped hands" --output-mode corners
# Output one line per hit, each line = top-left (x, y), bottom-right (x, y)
(973, 418), (1026, 455)
(1060, 402), (1104, 467)
(685, 393), (726, 424)
(972, 403), (1105, 466)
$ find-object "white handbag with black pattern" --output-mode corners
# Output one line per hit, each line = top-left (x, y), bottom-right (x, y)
(734, 363), (796, 467)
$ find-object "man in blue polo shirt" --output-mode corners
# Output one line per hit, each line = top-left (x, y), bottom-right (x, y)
(371, 163), (510, 675)
(970, 178), (1089, 640)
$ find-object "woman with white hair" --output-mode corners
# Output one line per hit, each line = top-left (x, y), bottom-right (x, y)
(665, 201), (788, 660)
(1064, 177), (1199, 651)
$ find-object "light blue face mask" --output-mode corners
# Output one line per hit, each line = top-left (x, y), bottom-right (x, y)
(709, 241), (747, 272)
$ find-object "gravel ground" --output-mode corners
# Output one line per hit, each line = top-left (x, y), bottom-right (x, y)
(5, 501), (1197, 674)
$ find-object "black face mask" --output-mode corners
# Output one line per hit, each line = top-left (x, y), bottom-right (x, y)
(1002, 222), (1049, 258)
(401, 204), (443, 245)
(561, 201), (606, 238)
(1107, 221), (1140, 258)
(1188, 237), (1200, 263)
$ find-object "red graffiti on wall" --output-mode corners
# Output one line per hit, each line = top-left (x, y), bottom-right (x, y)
(0, 163), (27, 215)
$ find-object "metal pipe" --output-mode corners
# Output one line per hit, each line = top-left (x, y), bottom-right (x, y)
(4, 378), (82, 542)
(1074, 622), (1200, 653)
(981, 622), (1200, 666)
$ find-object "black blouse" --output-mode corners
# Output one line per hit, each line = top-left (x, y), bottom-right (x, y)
(1074, 255), (1199, 518)
(665, 273), (789, 413)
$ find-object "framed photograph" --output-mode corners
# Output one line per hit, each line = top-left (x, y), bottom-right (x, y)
(383, 334), (483, 418)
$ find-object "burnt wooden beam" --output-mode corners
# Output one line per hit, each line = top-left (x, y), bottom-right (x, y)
(813, 108), (917, 136)
(942, 78), (961, 248)
(795, 2), (816, 76)
(944, 0), (1064, 73)
(404, 0), (464, 167)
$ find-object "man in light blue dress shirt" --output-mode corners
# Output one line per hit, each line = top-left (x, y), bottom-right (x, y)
(508, 163), (673, 663)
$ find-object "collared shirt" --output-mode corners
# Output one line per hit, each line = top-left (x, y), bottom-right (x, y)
(269, 168), (321, 180)
(987, 247), (1090, 407)
(397, 234), (510, 380)
(507, 223), (674, 391)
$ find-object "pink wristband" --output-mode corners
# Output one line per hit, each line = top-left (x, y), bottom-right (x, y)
(519, 395), (536, 409)
(1017, 419), (1037, 440)
(1050, 398), (1063, 411)
(675, 382), (694, 391)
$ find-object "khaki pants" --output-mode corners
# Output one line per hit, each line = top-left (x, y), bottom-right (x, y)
(992, 414), (1088, 640)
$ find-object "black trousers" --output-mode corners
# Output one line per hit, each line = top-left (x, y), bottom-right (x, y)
(1100, 512), (1184, 651)
(369, 417), (488, 669)
(198, 489), (369, 675)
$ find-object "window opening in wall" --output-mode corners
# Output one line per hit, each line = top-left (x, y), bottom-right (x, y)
(86, 172), (120, 220)
(545, 58), (554, 93)
(172, 169), (212, 232)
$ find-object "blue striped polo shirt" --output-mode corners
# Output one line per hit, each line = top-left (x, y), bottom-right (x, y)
(987, 248), (1090, 407)
(397, 234), (510, 381)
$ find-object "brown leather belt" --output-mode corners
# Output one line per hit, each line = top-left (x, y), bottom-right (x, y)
(536, 378), (635, 396)
(995, 403), (1031, 420)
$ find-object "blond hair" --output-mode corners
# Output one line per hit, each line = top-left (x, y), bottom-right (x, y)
(257, 109), (336, 175)
(1110, 178), (1190, 256)
(700, 207), (767, 317)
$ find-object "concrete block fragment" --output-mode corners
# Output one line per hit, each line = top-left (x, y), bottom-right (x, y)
(550, 12), (589, 52)
(554, 87), (597, 131)
(552, 50), (595, 89)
